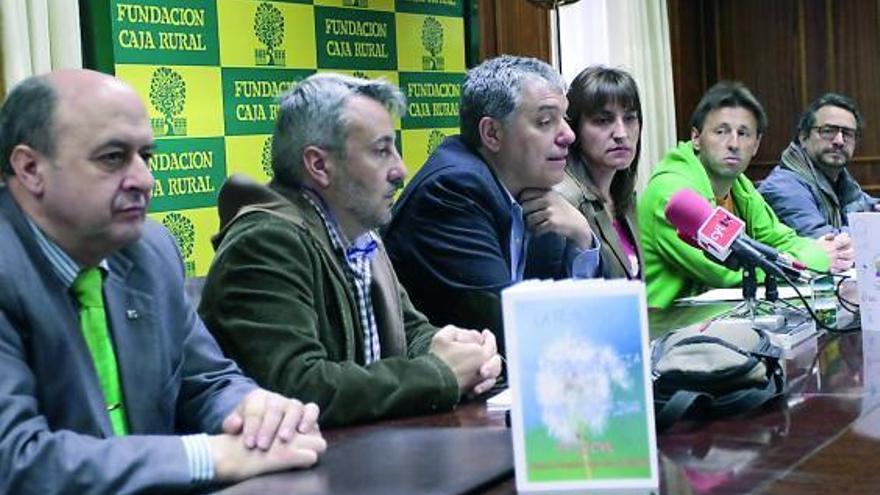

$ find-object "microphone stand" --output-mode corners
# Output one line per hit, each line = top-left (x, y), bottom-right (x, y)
(703, 245), (807, 323)
(733, 264), (807, 334)
(764, 274), (779, 302)
(741, 264), (758, 321)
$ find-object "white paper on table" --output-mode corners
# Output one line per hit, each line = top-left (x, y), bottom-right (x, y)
(850, 213), (880, 331)
(677, 285), (813, 303)
(486, 388), (511, 411)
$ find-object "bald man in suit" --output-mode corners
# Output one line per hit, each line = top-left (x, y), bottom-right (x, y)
(0, 69), (325, 494)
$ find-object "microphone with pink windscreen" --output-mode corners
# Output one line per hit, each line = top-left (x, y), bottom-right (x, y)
(664, 189), (714, 248)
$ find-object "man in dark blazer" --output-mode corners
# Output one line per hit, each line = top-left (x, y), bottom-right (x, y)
(0, 69), (325, 494)
(383, 55), (600, 349)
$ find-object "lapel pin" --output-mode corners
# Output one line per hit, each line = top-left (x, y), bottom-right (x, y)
(126, 309), (139, 320)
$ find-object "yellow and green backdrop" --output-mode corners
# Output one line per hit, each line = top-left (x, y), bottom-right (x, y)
(81, 0), (466, 276)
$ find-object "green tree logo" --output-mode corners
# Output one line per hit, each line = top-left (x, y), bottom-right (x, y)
(254, 2), (286, 66)
(162, 212), (196, 260)
(343, 0), (369, 7)
(261, 137), (274, 179)
(421, 17), (445, 71)
(149, 67), (187, 137)
(427, 130), (445, 155)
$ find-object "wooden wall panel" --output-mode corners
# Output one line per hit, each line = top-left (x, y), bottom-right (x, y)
(716, 0), (803, 172)
(834, 1), (880, 190)
(476, 0), (552, 63)
(801, 0), (830, 103)
(834, 2), (880, 150)
(668, 0), (710, 139)
(668, 0), (880, 194)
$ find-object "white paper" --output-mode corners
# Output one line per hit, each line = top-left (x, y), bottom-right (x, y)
(677, 285), (813, 303)
(486, 388), (512, 411)
(850, 212), (880, 331)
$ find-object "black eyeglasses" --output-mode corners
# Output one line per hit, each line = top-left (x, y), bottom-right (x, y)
(811, 125), (859, 143)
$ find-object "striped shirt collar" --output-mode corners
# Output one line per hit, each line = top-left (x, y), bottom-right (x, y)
(26, 216), (110, 287)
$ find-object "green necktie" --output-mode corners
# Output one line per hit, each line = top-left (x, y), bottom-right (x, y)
(72, 267), (129, 436)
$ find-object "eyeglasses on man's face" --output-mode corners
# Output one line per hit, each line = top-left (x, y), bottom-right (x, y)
(812, 124), (859, 143)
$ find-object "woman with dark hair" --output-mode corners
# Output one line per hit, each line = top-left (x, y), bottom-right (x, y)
(553, 65), (644, 279)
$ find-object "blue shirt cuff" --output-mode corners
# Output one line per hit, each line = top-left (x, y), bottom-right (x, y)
(569, 237), (601, 278)
(181, 433), (215, 483)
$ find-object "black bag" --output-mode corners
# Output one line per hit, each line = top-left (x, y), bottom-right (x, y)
(651, 321), (787, 431)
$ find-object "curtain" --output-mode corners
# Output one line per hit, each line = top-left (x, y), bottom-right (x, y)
(607, 0), (677, 193)
(1, 0), (82, 96)
(557, 0), (677, 193)
(0, 41), (5, 99)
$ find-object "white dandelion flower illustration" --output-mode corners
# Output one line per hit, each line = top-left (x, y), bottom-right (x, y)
(535, 334), (631, 476)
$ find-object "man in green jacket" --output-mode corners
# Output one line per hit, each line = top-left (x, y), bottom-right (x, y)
(638, 81), (852, 308)
(199, 73), (501, 427)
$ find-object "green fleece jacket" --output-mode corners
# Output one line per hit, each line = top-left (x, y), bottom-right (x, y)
(637, 141), (831, 308)
(198, 175), (459, 427)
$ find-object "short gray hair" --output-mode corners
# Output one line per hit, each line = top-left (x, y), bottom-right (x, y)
(459, 55), (566, 149)
(272, 73), (406, 185)
(0, 76), (58, 177)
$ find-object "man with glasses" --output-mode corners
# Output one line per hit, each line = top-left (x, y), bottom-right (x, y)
(760, 93), (879, 238)
(638, 82), (849, 308)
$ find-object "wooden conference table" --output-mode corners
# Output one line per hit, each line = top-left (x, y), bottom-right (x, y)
(221, 304), (880, 494)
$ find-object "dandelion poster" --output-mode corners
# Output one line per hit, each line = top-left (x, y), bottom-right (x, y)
(81, 0), (466, 276)
(502, 279), (659, 494)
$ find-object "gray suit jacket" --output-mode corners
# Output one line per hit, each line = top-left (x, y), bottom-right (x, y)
(0, 186), (257, 494)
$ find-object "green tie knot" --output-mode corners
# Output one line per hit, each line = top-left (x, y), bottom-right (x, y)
(73, 268), (104, 308)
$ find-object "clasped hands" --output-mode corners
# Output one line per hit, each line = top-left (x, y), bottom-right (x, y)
(211, 389), (327, 481)
(430, 326), (503, 396)
(817, 231), (855, 272)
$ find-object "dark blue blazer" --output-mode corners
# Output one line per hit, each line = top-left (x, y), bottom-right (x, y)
(383, 137), (568, 349)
